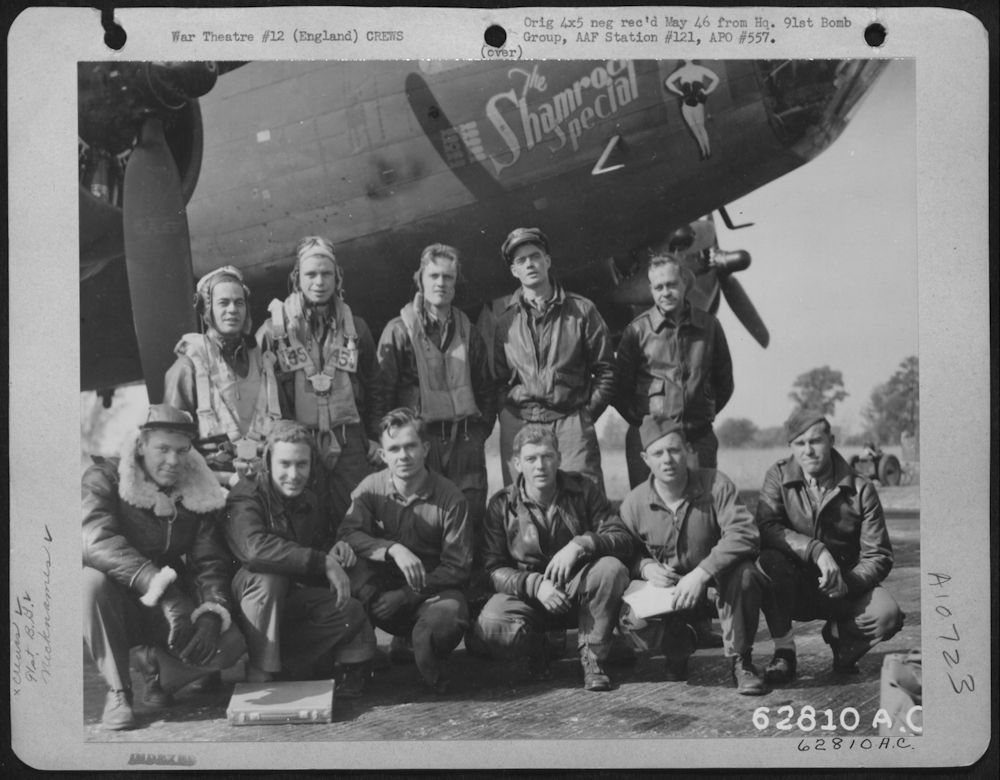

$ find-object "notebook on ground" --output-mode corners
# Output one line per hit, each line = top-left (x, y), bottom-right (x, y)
(622, 580), (678, 619)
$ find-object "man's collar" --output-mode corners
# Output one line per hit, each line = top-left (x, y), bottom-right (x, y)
(644, 469), (704, 508)
(208, 329), (251, 361)
(261, 474), (316, 515)
(782, 449), (854, 488)
(389, 469), (433, 502)
(651, 302), (693, 331)
(415, 293), (452, 329)
(512, 470), (582, 507)
(513, 279), (563, 310)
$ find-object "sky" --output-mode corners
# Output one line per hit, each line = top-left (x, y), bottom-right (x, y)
(709, 60), (917, 433)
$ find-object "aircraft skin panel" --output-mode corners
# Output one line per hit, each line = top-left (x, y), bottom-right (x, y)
(80, 59), (883, 391)
(189, 91), (791, 286)
(205, 62), (355, 137)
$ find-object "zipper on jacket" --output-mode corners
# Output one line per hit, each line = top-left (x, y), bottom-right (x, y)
(164, 502), (178, 551)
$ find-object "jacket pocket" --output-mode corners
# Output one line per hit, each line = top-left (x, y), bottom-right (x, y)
(553, 368), (585, 406)
(647, 378), (684, 419)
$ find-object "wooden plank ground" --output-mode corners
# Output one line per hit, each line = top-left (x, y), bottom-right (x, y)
(83, 511), (920, 743)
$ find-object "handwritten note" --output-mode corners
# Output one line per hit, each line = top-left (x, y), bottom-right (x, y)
(11, 525), (54, 695)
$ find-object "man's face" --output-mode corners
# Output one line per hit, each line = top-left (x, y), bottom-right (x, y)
(380, 423), (429, 481)
(270, 441), (312, 498)
(138, 430), (193, 489)
(421, 257), (458, 309)
(641, 431), (689, 486)
(298, 255), (338, 305)
(648, 263), (687, 315)
(513, 441), (561, 494)
(211, 280), (247, 337)
(789, 422), (834, 478)
(509, 243), (552, 291)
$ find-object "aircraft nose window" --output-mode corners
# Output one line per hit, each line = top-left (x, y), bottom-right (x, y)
(756, 59), (885, 150)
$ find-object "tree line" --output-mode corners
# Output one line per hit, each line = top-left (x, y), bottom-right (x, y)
(716, 356), (919, 449)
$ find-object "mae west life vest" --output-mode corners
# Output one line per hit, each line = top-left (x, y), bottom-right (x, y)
(173, 333), (282, 464)
(263, 294), (361, 433)
(399, 298), (480, 423)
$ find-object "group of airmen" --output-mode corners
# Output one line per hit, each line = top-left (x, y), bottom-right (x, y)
(82, 228), (905, 730)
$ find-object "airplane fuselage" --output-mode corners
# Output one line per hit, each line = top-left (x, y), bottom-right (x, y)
(80, 59), (880, 392)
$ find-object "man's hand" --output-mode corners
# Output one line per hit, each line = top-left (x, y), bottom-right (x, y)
(816, 550), (847, 599)
(159, 586), (196, 654)
(388, 544), (426, 591)
(325, 557), (352, 609)
(179, 613), (221, 666)
(536, 578), (571, 615)
(672, 566), (711, 612)
(366, 439), (383, 466)
(544, 541), (583, 587)
(330, 540), (357, 568)
(853, 611), (881, 638)
(372, 589), (409, 621)
(641, 561), (680, 588)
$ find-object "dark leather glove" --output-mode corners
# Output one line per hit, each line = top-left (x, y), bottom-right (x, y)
(159, 585), (197, 654)
(179, 612), (222, 666)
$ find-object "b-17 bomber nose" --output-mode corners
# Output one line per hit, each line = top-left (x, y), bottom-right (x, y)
(756, 59), (889, 160)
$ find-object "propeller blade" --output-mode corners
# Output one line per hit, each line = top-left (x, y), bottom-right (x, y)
(720, 275), (769, 348)
(122, 116), (197, 403)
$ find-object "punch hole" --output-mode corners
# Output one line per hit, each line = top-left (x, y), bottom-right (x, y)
(864, 23), (886, 48)
(102, 6), (127, 51)
(484, 24), (507, 48)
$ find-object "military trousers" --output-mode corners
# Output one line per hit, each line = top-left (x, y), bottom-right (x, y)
(474, 556), (629, 661)
(83, 566), (246, 693)
(231, 568), (375, 678)
(619, 560), (764, 660)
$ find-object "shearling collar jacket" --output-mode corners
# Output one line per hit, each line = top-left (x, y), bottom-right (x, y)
(82, 433), (232, 609)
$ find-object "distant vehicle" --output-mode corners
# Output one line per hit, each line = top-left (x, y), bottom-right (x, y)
(850, 442), (902, 486)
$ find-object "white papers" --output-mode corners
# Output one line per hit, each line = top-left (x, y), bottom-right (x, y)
(622, 579), (678, 619)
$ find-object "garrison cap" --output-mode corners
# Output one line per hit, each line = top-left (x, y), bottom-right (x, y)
(501, 227), (549, 264)
(784, 407), (828, 442)
(639, 416), (686, 451)
(140, 404), (198, 438)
